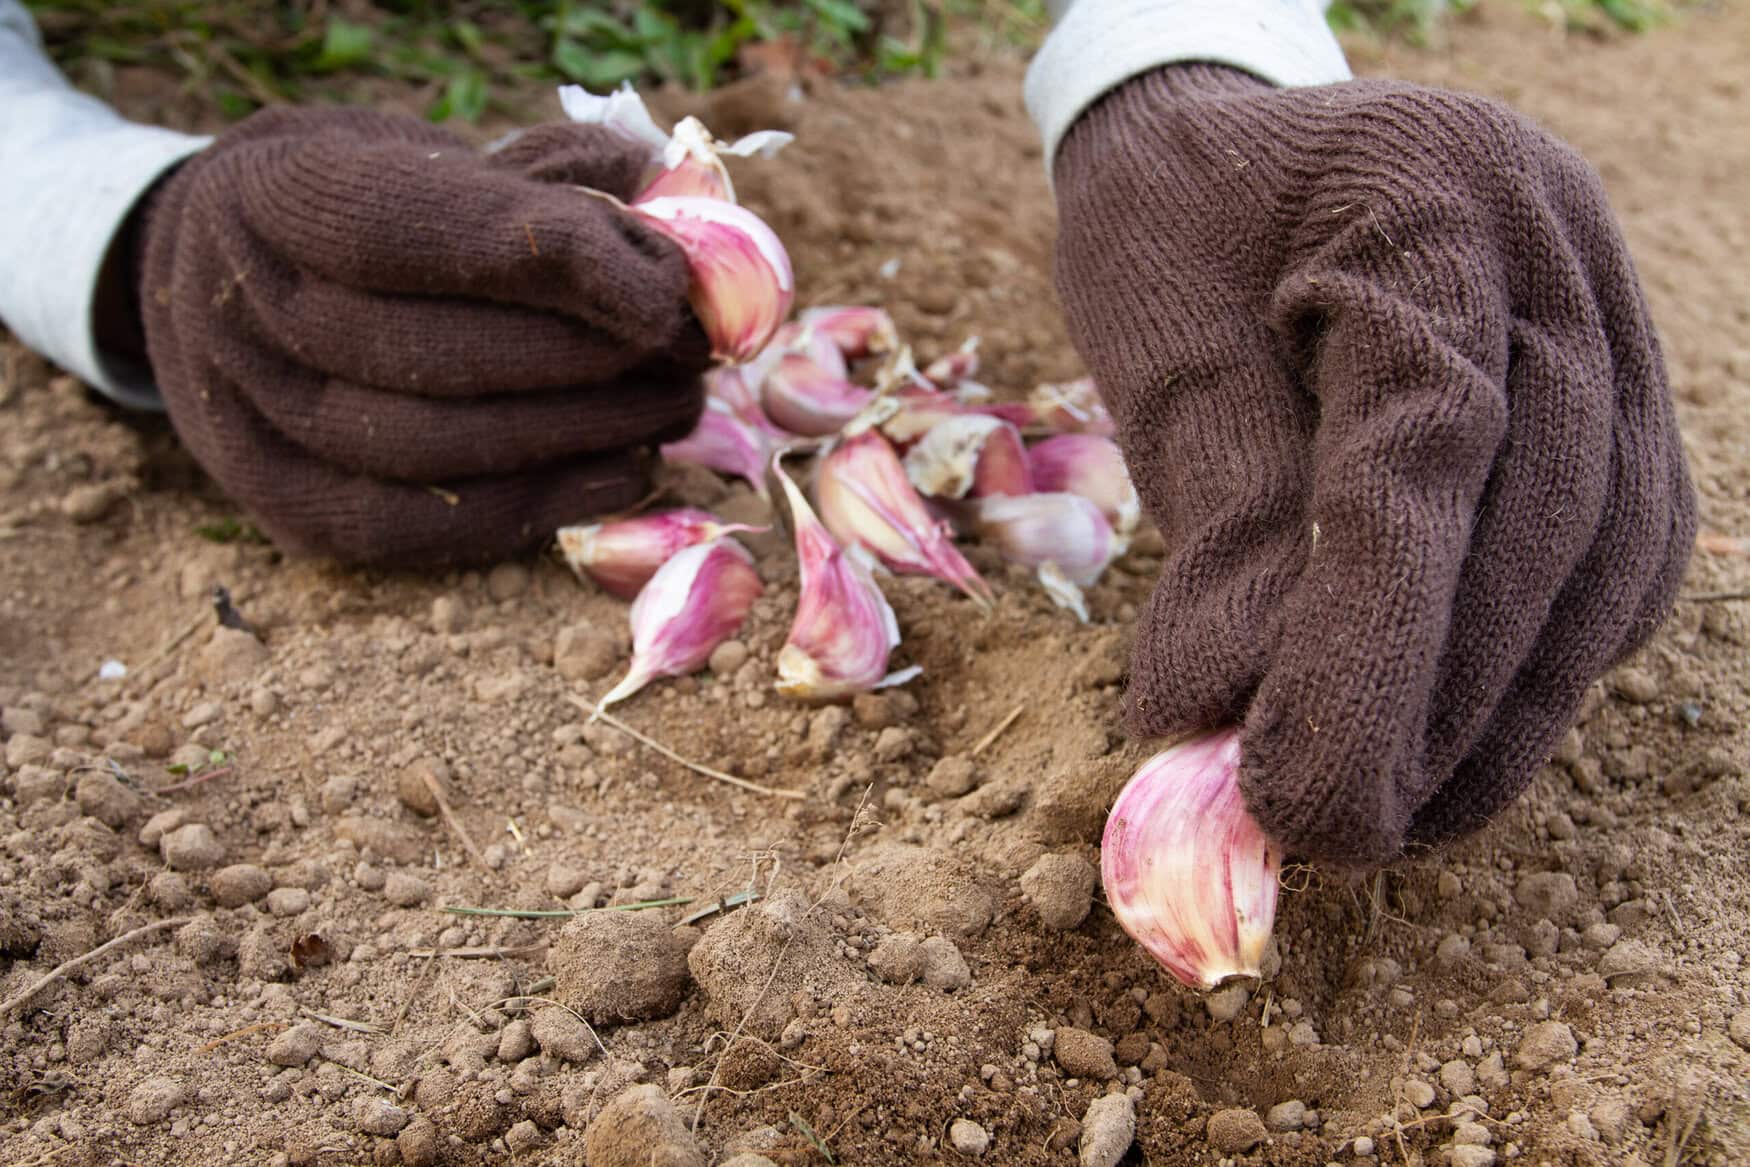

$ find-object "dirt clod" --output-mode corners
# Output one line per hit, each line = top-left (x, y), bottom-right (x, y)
(950, 1117), (991, 1156)
(1514, 1021), (1578, 1072)
(353, 1096), (410, 1136)
(208, 863), (272, 907)
(266, 1023), (322, 1067)
(550, 909), (691, 1022)
(1054, 1027), (1117, 1081)
(528, 1006), (596, 1064)
(125, 1075), (187, 1125)
(1206, 1107), (1267, 1154)
(585, 1083), (705, 1167)
(159, 823), (224, 870)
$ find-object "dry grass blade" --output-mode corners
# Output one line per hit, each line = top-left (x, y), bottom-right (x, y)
(422, 767), (489, 869)
(971, 702), (1025, 757)
(404, 944), (547, 959)
(566, 695), (805, 800)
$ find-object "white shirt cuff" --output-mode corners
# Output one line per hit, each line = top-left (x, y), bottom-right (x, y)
(1026, 0), (1351, 174)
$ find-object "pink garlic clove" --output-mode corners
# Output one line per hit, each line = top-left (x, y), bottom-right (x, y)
(971, 492), (1119, 622)
(814, 430), (993, 607)
(1027, 434), (1140, 535)
(1029, 377), (1116, 437)
(595, 536), (763, 715)
(558, 86), (790, 206)
(773, 460), (919, 700)
(799, 305), (899, 359)
(556, 508), (764, 600)
(626, 196), (793, 362)
(660, 397), (787, 499)
(1102, 728), (1282, 990)
(901, 416), (1032, 500)
(761, 352), (875, 437)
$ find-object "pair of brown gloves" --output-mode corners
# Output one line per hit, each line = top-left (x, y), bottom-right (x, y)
(131, 68), (1693, 865)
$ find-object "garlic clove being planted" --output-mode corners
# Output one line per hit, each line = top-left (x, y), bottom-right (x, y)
(659, 397), (787, 499)
(556, 508), (764, 600)
(773, 459), (920, 700)
(558, 85), (791, 205)
(1027, 434), (1140, 536)
(636, 116), (793, 204)
(1029, 377), (1116, 437)
(761, 352), (875, 437)
(815, 431), (993, 606)
(1102, 728), (1282, 990)
(971, 492), (1118, 622)
(901, 415), (1032, 500)
(595, 537), (763, 715)
(626, 196), (793, 362)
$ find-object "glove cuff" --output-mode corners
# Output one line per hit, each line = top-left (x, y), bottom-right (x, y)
(1025, 0), (1351, 179)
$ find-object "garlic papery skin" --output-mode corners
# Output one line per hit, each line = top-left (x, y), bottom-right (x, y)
(815, 431), (993, 607)
(761, 352), (875, 437)
(559, 85), (790, 206)
(626, 196), (793, 362)
(972, 492), (1118, 622)
(1027, 434), (1140, 536)
(799, 305), (899, 359)
(773, 462), (920, 700)
(706, 366), (799, 446)
(901, 416), (1031, 500)
(659, 397), (786, 499)
(1101, 728), (1282, 990)
(881, 385), (1035, 446)
(557, 508), (761, 600)
(1029, 376), (1116, 437)
(596, 537), (763, 715)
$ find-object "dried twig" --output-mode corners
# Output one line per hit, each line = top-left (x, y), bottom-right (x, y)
(197, 1021), (288, 1054)
(439, 896), (693, 920)
(300, 1007), (383, 1034)
(0, 917), (190, 1019)
(566, 695), (804, 800)
(971, 703), (1025, 757)
(422, 768), (488, 869)
(151, 765), (234, 795)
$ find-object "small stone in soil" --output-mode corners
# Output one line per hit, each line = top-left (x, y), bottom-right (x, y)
(1513, 1020), (1577, 1072)
(1054, 1028), (1117, 1081)
(1204, 982), (1250, 1023)
(949, 1118), (990, 1157)
(1020, 852), (1096, 931)
(160, 823), (224, 871)
(266, 887), (310, 916)
(919, 935), (972, 991)
(125, 1075), (186, 1125)
(381, 872), (430, 907)
(529, 1006), (596, 1064)
(208, 863), (272, 907)
(1078, 1093), (1135, 1167)
(1265, 1100), (1306, 1131)
(352, 1096), (410, 1136)
(267, 1023), (323, 1067)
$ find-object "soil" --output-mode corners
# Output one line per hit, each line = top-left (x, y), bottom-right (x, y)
(3, 5), (1748, 1167)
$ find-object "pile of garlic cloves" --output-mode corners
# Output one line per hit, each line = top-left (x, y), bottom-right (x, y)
(552, 85), (1138, 711)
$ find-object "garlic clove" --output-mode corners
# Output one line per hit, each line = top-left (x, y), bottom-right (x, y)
(596, 536), (763, 714)
(799, 305), (899, 359)
(556, 508), (764, 600)
(636, 116), (794, 204)
(1027, 434), (1141, 536)
(1029, 376), (1116, 437)
(921, 337), (981, 389)
(627, 196), (793, 362)
(659, 397), (786, 499)
(971, 492), (1118, 622)
(815, 431), (993, 606)
(900, 416), (1032, 500)
(773, 460), (919, 700)
(1102, 728), (1282, 990)
(761, 352), (875, 437)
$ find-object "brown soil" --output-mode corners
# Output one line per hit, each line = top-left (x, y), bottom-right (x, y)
(3, 6), (1748, 1166)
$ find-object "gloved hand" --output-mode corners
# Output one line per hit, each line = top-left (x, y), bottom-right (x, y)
(136, 106), (711, 567)
(1053, 65), (1695, 865)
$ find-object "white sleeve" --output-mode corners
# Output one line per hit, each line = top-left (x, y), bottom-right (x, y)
(0, 0), (211, 409)
(1024, 0), (1351, 174)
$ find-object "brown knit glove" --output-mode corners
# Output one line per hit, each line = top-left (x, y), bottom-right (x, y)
(137, 107), (711, 567)
(1054, 66), (1695, 865)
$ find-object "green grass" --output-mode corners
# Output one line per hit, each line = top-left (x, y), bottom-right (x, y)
(23, 0), (1684, 125)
